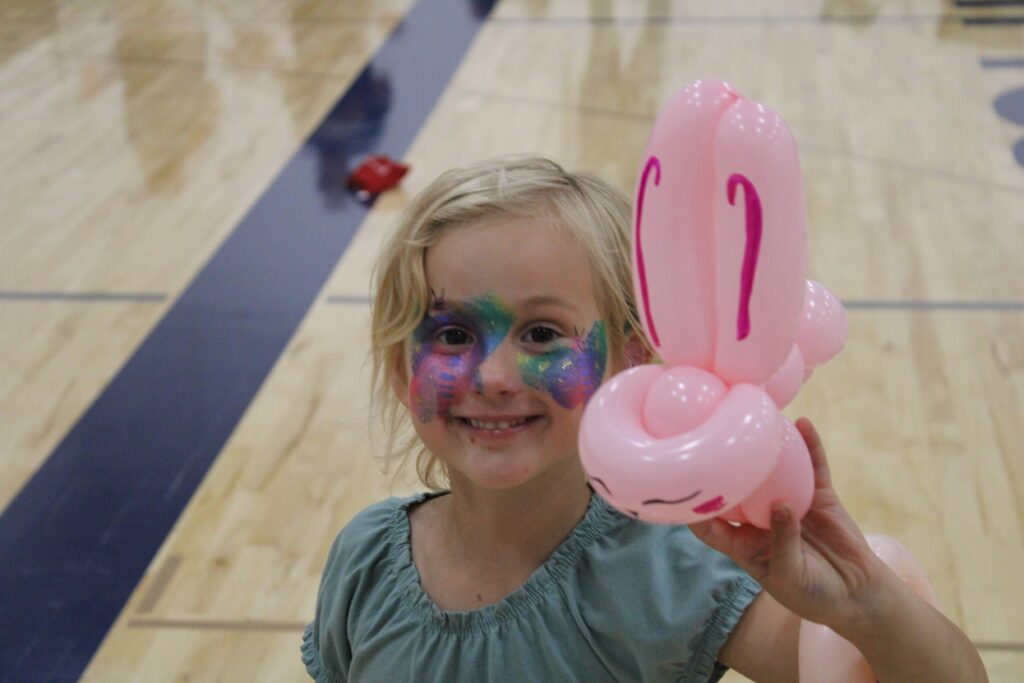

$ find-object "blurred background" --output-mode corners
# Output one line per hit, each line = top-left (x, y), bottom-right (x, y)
(0, 0), (1021, 680)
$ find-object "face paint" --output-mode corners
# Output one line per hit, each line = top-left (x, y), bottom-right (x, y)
(408, 294), (516, 423)
(517, 321), (607, 409)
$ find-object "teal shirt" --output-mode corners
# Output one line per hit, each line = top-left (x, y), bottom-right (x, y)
(302, 492), (761, 682)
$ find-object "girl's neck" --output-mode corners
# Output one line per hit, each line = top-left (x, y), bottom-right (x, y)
(441, 464), (592, 568)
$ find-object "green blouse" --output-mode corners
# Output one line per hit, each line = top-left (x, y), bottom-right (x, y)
(303, 491), (761, 682)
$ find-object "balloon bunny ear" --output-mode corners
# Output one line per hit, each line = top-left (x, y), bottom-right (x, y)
(633, 80), (807, 384)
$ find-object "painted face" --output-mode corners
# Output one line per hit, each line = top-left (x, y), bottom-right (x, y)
(408, 293), (607, 421)
(407, 216), (610, 493)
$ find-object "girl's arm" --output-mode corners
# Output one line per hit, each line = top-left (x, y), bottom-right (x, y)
(692, 419), (988, 683)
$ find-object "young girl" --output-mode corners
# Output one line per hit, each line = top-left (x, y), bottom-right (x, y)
(302, 157), (987, 682)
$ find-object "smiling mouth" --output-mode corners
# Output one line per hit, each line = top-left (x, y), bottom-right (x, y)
(455, 416), (541, 431)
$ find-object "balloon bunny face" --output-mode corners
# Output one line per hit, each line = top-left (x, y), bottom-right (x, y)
(581, 80), (847, 527)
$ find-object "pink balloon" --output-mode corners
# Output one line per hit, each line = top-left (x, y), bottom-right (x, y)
(867, 534), (941, 609)
(633, 80), (737, 369)
(763, 345), (806, 409)
(643, 366), (726, 439)
(711, 98), (808, 385)
(581, 79), (847, 530)
(738, 418), (814, 528)
(580, 365), (782, 525)
(797, 280), (848, 368)
(798, 534), (940, 682)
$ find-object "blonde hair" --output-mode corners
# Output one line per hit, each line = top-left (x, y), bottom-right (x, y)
(370, 156), (652, 490)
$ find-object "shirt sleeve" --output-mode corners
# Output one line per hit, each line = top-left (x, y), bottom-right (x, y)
(571, 514), (762, 682)
(301, 499), (398, 683)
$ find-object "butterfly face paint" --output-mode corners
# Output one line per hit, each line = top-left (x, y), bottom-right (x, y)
(517, 321), (607, 409)
(409, 294), (516, 423)
(409, 293), (609, 421)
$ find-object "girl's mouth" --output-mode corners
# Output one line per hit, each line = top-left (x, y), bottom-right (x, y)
(455, 415), (541, 436)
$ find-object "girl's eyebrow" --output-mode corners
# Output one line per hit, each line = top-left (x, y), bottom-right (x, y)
(520, 295), (580, 312)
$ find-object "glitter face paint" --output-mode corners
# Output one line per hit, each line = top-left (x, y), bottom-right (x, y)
(408, 293), (609, 421)
(409, 294), (516, 423)
(517, 321), (607, 409)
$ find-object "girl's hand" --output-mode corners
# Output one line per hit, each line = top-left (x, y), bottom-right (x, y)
(690, 418), (888, 634)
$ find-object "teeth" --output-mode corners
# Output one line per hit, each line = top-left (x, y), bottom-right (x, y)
(468, 418), (529, 430)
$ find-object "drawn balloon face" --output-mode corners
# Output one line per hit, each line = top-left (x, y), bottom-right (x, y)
(580, 80), (846, 527)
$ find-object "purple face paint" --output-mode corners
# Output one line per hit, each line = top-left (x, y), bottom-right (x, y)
(516, 321), (607, 409)
(408, 294), (516, 423)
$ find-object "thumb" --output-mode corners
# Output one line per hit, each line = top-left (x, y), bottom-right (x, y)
(769, 503), (803, 573)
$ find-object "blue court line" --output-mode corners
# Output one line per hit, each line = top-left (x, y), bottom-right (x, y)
(489, 14), (963, 25)
(982, 57), (1024, 67)
(956, 0), (1024, 6)
(453, 88), (1024, 196)
(319, 296), (1024, 312)
(489, 12), (1024, 26)
(844, 300), (1024, 311)
(0, 0), (495, 681)
(0, 291), (167, 302)
(325, 294), (373, 305)
(963, 15), (1024, 23)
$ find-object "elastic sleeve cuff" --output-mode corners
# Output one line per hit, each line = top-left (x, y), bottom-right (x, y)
(686, 574), (763, 682)
(301, 622), (347, 683)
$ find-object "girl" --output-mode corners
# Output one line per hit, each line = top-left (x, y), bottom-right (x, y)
(302, 156), (987, 682)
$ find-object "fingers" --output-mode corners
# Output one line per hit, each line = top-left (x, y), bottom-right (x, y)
(691, 518), (771, 578)
(795, 417), (832, 490)
(689, 518), (735, 557)
(769, 502), (804, 575)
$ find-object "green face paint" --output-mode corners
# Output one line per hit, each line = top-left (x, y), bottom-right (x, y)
(517, 321), (607, 409)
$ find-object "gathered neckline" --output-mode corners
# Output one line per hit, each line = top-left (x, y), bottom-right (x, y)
(384, 490), (621, 635)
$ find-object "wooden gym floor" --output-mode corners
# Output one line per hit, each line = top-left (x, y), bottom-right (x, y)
(0, 0), (1022, 681)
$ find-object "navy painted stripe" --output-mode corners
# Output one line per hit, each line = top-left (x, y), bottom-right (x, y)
(0, 291), (167, 302)
(0, 1), (494, 681)
(982, 56), (1024, 67)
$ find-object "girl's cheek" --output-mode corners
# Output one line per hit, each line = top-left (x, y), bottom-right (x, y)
(518, 322), (608, 409)
(410, 351), (476, 423)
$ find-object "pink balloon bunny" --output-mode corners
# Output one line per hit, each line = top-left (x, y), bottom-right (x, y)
(580, 79), (945, 682)
(579, 80), (848, 528)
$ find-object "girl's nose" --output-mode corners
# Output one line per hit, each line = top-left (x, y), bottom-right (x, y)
(473, 341), (523, 397)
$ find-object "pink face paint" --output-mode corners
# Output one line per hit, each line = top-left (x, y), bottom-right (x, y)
(408, 294), (516, 423)
(727, 173), (762, 341)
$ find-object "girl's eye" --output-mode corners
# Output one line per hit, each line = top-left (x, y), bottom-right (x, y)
(524, 325), (560, 345)
(436, 327), (474, 347)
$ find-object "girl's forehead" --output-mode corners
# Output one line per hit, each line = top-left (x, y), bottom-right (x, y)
(424, 217), (598, 313)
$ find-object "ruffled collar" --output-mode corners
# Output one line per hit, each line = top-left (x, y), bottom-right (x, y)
(385, 490), (622, 635)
